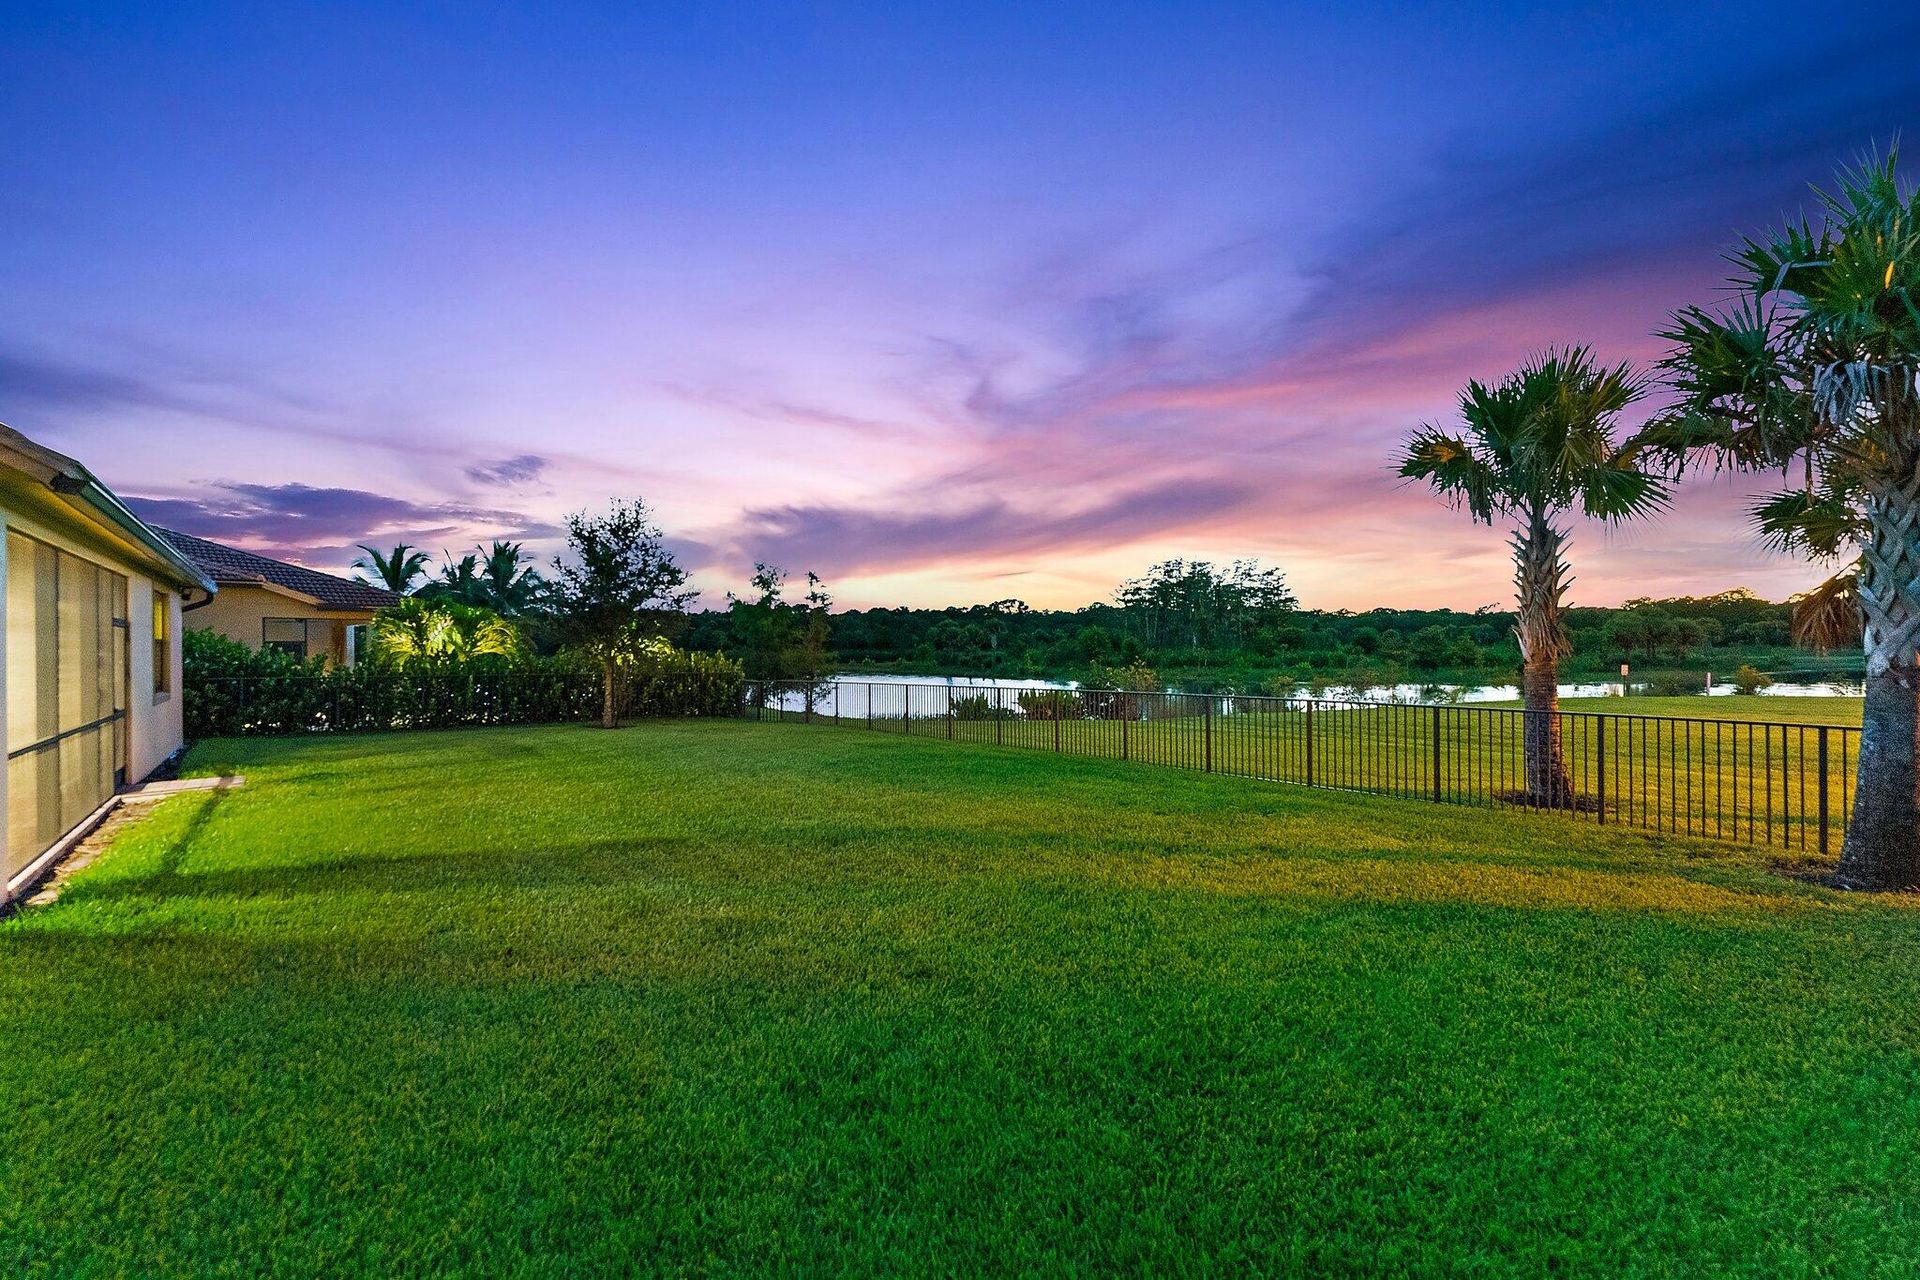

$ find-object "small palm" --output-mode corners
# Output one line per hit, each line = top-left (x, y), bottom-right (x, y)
(1399, 347), (1667, 803)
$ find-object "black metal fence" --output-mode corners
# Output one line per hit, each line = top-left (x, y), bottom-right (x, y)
(750, 680), (1858, 854)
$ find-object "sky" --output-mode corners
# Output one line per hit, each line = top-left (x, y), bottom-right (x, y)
(4, 2), (1918, 613)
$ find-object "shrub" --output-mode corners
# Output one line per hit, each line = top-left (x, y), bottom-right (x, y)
(1017, 689), (1084, 720)
(1086, 659), (1160, 693)
(951, 693), (1014, 721)
(185, 631), (744, 738)
(1259, 674), (1301, 698)
(1730, 663), (1774, 695)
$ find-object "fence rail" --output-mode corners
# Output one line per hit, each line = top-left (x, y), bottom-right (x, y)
(750, 680), (1857, 854)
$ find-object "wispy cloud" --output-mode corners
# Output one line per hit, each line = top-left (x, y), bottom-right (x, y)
(126, 482), (558, 571)
(464, 454), (549, 486)
(725, 476), (1262, 577)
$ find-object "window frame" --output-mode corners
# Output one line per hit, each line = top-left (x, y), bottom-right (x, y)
(261, 616), (310, 661)
(152, 588), (172, 702)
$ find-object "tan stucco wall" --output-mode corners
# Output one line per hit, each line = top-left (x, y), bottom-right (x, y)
(189, 585), (370, 665)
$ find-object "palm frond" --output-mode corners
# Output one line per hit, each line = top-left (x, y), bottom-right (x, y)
(1790, 565), (1863, 652)
(1398, 425), (1499, 523)
(1578, 456), (1670, 522)
(1748, 488), (1862, 558)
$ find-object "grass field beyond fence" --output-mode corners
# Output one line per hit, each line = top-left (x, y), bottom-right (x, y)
(760, 682), (1863, 856)
(1, 721), (1916, 1274)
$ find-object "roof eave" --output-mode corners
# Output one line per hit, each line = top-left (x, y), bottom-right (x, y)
(64, 475), (217, 595)
(0, 426), (218, 595)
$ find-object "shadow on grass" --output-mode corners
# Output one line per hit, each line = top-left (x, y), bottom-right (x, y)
(59, 833), (705, 907)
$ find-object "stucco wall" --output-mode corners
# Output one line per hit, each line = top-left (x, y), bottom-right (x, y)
(190, 586), (359, 664)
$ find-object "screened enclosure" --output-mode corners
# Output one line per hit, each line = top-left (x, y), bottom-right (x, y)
(6, 531), (128, 881)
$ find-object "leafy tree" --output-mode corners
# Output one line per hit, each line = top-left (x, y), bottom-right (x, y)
(1639, 149), (1920, 887)
(550, 499), (698, 729)
(727, 565), (836, 706)
(354, 543), (430, 594)
(1400, 347), (1668, 804)
(1114, 558), (1296, 651)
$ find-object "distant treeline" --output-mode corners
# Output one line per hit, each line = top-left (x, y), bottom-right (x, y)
(679, 560), (1836, 692)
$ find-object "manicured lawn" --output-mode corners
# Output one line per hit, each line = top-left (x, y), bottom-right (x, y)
(2, 720), (1917, 1275)
(1549, 694), (1863, 725)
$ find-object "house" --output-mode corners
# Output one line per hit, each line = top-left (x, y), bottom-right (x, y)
(153, 528), (398, 666)
(0, 424), (217, 903)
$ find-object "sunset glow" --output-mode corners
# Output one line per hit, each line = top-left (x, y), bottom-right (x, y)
(4, 4), (1916, 610)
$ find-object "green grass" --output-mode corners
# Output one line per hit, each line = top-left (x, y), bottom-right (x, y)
(1539, 694), (1862, 725)
(3, 720), (1918, 1276)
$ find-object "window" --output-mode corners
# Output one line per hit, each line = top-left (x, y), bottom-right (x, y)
(152, 590), (172, 698)
(262, 617), (309, 660)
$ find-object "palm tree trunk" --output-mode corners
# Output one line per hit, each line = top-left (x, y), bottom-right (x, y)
(1512, 509), (1575, 806)
(1838, 472), (1920, 889)
(601, 657), (619, 730)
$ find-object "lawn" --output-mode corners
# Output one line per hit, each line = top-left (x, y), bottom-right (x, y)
(2, 719), (1917, 1275)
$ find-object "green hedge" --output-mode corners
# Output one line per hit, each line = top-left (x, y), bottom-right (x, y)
(185, 629), (747, 737)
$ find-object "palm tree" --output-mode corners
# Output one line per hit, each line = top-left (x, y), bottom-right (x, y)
(474, 540), (545, 616)
(354, 543), (430, 594)
(1638, 149), (1920, 889)
(369, 598), (521, 667)
(420, 551), (486, 607)
(1400, 348), (1668, 805)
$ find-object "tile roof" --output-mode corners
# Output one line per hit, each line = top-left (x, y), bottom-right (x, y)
(152, 528), (400, 612)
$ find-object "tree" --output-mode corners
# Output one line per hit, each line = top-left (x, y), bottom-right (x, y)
(369, 598), (521, 668)
(1400, 347), (1668, 805)
(1608, 610), (1675, 662)
(420, 552), (485, 607)
(726, 565), (835, 707)
(550, 499), (698, 729)
(1114, 558), (1297, 651)
(354, 543), (430, 594)
(474, 540), (545, 617)
(1637, 149), (1920, 888)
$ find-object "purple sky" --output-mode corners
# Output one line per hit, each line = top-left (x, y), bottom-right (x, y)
(4, 3), (1917, 610)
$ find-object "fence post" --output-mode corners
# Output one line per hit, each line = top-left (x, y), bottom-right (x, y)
(1305, 700), (1315, 788)
(867, 683), (873, 731)
(947, 685), (954, 739)
(1121, 713), (1129, 761)
(1431, 704), (1442, 803)
(1204, 701), (1213, 772)
(1053, 709), (1061, 753)
(995, 689), (1003, 745)
(1596, 715), (1607, 824)
(1818, 726), (1831, 854)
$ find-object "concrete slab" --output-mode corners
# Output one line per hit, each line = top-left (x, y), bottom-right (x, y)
(119, 775), (244, 803)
